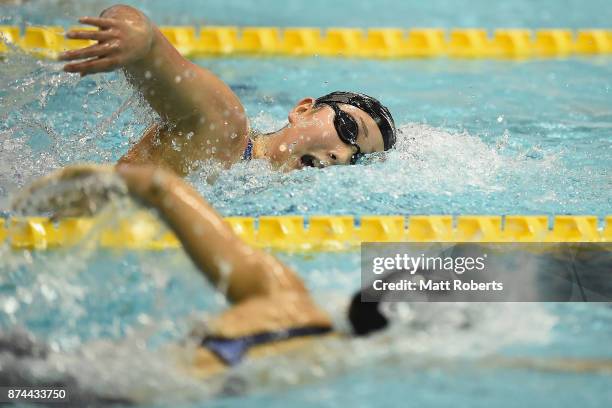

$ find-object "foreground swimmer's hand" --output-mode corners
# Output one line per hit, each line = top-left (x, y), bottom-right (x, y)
(11, 164), (125, 219)
(59, 8), (153, 76)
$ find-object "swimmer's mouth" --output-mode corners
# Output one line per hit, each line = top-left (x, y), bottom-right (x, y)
(300, 154), (318, 168)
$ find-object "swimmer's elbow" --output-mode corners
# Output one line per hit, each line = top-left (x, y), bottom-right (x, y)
(100, 4), (147, 21)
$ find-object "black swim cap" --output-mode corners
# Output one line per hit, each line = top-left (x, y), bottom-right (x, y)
(348, 269), (418, 336)
(348, 269), (411, 336)
(315, 91), (397, 151)
(348, 290), (389, 336)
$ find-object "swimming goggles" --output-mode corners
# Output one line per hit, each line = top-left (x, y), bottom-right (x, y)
(320, 102), (364, 165)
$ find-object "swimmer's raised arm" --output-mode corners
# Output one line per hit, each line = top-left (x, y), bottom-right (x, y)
(116, 164), (307, 303)
(59, 5), (248, 170)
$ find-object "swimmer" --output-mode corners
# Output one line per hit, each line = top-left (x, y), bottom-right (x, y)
(6, 163), (389, 400)
(58, 5), (397, 176)
(8, 164), (612, 398)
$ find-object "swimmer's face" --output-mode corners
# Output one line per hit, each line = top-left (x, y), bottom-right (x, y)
(283, 98), (385, 169)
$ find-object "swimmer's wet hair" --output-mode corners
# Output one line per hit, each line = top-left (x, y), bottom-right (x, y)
(314, 91), (397, 151)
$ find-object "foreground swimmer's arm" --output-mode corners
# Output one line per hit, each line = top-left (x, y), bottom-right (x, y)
(13, 163), (331, 336)
(59, 5), (248, 173)
(117, 164), (331, 335)
(116, 164), (307, 303)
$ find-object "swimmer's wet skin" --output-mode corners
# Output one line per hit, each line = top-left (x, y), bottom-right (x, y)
(58, 5), (396, 176)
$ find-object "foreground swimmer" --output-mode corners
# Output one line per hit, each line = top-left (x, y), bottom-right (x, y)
(58, 5), (397, 175)
(11, 163), (386, 378)
(15, 166), (612, 366)
(5, 164), (612, 402)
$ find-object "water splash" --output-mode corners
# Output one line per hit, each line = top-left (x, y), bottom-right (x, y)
(197, 121), (591, 216)
(0, 48), (153, 206)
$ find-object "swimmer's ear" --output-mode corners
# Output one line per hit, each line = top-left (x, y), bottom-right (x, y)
(288, 97), (316, 124)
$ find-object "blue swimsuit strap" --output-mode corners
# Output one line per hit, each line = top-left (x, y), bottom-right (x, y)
(201, 326), (332, 366)
(242, 137), (253, 161)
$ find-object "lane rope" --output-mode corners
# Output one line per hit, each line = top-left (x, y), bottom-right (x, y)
(1, 214), (610, 251)
(1, 26), (611, 59)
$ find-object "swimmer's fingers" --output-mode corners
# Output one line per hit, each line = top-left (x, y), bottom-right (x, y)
(65, 29), (114, 42)
(78, 16), (117, 29)
(64, 57), (120, 76)
(59, 42), (118, 62)
(11, 164), (117, 217)
(60, 40), (121, 62)
(16, 165), (114, 197)
(52, 164), (115, 180)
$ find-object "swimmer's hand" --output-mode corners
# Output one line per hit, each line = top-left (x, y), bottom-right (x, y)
(59, 6), (153, 76)
(11, 164), (127, 219)
(12, 164), (177, 219)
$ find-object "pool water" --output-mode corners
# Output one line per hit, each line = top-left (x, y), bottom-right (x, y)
(2, 0), (612, 28)
(1, 0), (612, 407)
(1, 55), (610, 215)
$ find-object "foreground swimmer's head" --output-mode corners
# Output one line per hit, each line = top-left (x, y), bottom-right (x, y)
(258, 91), (396, 169)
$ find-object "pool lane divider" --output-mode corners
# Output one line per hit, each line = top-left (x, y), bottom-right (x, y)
(1, 26), (611, 59)
(1, 214), (610, 252)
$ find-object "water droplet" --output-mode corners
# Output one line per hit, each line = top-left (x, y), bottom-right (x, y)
(497, 115), (504, 123)
(144, 70), (152, 79)
(174, 75), (182, 83)
(2, 297), (18, 314)
(279, 144), (287, 152)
